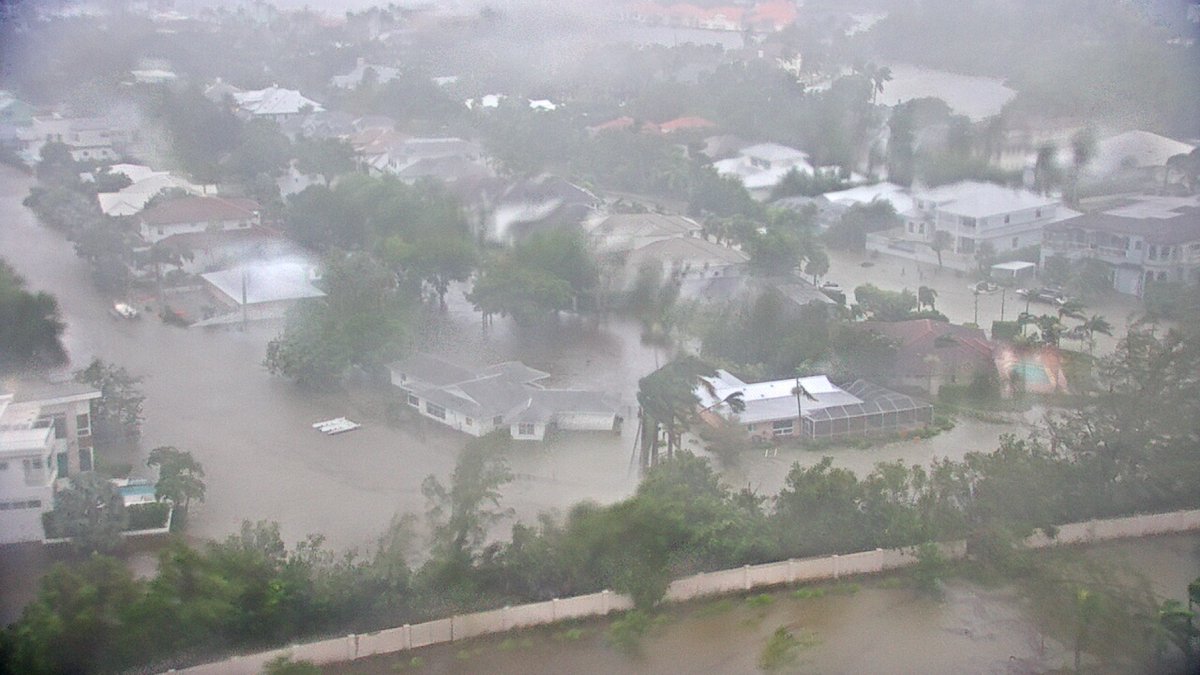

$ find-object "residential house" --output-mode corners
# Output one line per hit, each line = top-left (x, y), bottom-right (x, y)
(677, 274), (835, 309)
(486, 175), (600, 244)
(231, 86), (324, 123)
(695, 370), (932, 442)
(20, 115), (135, 163)
(869, 181), (1071, 270)
(197, 260), (324, 325)
(858, 320), (998, 395)
(0, 381), (101, 545)
(330, 57), (401, 89)
(153, 226), (307, 275)
(1041, 195), (1200, 296)
(1079, 130), (1193, 182)
(389, 354), (619, 441)
(715, 142), (815, 200)
(138, 196), (261, 244)
(97, 169), (211, 217)
(586, 213), (704, 254)
(655, 116), (717, 135)
(622, 236), (749, 289)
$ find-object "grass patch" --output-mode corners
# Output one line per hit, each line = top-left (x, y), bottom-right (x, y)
(758, 626), (821, 671)
(791, 586), (826, 600)
(695, 598), (736, 616)
(607, 610), (655, 655)
(391, 656), (424, 671)
(745, 593), (775, 609)
(554, 627), (586, 641)
(826, 582), (860, 595)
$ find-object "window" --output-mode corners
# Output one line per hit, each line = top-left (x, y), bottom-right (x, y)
(1012, 237), (1019, 249)
(0, 461), (7, 470)
(960, 216), (976, 228)
(1148, 245), (1157, 260)
(425, 402), (446, 420)
(517, 423), (536, 436)
(39, 414), (67, 440)
(1035, 209), (1042, 218)
(79, 448), (93, 472)
(76, 412), (91, 437)
(772, 419), (794, 436)
(406, 393), (419, 407)
(493, 415), (504, 426)
(465, 417), (474, 426)
(1004, 215), (1011, 224)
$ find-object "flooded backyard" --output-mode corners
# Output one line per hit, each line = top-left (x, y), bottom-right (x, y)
(338, 533), (1200, 674)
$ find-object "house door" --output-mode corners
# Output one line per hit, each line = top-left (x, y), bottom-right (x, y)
(56, 452), (69, 478)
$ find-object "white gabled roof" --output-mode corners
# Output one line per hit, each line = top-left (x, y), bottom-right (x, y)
(233, 87), (324, 116)
(696, 371), (864, 424)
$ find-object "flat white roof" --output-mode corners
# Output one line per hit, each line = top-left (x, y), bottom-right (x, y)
(917, 181), (1058, 218)
(202, 263), (325, 306)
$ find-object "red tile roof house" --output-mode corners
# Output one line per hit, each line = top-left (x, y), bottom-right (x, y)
(858, 319), (998, 396)
(137, 196), (262, 245)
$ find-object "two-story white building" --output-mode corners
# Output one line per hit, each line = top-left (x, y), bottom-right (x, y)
(1042, 195), (1200, 296)
(905, 181), (1064, 256)
(0, 381), (101, 545)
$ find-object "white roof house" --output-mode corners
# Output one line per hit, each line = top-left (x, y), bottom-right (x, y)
(821, 182), (915, 215)
(715, 142), (815, 200)
(695, 370), (932, 441)
(232, 87), (324, 120)
(886, 181), (1073, 266)
(97, 172), (211, 217)
(202, 263), (324, 308)
(586, 213), (704, 254)
(1091, 130), (1195, 175)
(330, 58), (401, 89)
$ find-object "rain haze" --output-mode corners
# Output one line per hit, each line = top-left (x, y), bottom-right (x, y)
(0, 0), (1198, 673)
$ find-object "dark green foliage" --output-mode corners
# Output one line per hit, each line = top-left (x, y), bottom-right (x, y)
(0, 259), (67, 374)
(266, 252), (412, 387)
(147, 446), (206, 511)
(45, 472), (128, 554)
(126, 502), (171, 530)
(824, 200), (900, 251)
(74, 359), (145, 439)
(853, 283), (917, 321)
(467, 229), (598, 324)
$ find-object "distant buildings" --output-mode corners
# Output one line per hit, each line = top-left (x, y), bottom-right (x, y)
(715, 143), (816, 200)
(330, 58), (400, 89)
(0, 381), (101, 545)
(1042, 194), (1200, 296)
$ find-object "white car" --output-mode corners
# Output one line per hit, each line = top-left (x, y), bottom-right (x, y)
(111, 302), (140, 319)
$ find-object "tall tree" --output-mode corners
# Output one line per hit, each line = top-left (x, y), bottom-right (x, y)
(74, 359), (145, 439)
(46, 472), (128, 554)
(0, 259), (67, 374)
(147, 446), (206, 511)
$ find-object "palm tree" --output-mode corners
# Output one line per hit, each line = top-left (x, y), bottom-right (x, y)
(1034, 314), (1064, 346)
(862, 62), (893, 105)
(790, 375), (817, 438)
(1068, 128), (1096, 205)
(1057, 299), (1086, 322)
(918, 285), (938, 311)
(1033, 143), (1062, 195)
(930, 230), (953, 268)
(1079, 314), (1113, 355)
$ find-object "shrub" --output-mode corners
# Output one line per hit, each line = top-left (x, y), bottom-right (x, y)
(126, 502), (171, 530)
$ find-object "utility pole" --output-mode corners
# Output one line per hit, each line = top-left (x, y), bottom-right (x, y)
(973, 289), (979, 325)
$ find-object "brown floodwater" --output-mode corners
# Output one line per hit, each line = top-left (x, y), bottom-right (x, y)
(337, 533), (1200, 675)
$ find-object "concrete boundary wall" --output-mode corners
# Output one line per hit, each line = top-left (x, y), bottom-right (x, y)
(174, 509), (1200, 674)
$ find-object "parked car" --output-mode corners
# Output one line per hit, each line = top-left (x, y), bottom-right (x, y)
(111, 302), (140, 319)
(1016, 287), (1071, 306)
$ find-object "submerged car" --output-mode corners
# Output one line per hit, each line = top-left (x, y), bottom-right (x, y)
(1015, 287), (1071, 306)
(111, 302), (140, 319)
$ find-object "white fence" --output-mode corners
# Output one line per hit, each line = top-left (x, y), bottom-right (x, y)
(174, 509), (1200, 674)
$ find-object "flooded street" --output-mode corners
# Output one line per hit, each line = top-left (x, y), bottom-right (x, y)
(0, 165), (647, 555)
(340, 533), (1200, 675)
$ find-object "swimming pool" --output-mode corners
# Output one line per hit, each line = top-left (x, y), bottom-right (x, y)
(1010, 362), (1051, 385)
(117, 482), (157, 506)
